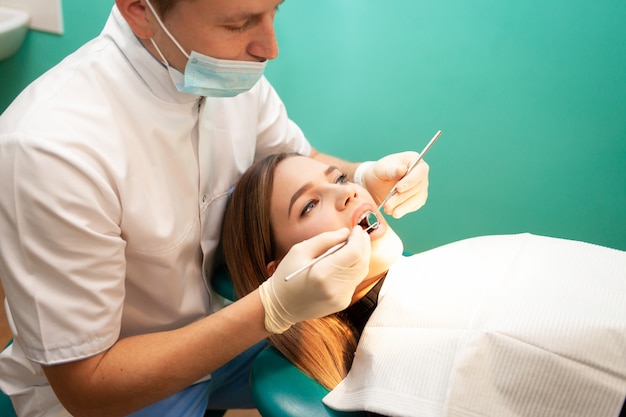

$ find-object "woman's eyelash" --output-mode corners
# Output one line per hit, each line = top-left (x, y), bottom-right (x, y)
(336, 172), (348, 184)
(300, 200), (318, 217)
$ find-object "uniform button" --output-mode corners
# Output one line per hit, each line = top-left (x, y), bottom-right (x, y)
(202, 194), (207, 203)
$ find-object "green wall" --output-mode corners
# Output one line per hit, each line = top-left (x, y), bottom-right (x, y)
(0, 0), (113, 111)
(1, 0), (624, 253)
(265, 0), (626, 253)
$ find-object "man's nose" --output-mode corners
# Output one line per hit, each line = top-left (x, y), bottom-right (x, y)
(248, 14), (279, 60)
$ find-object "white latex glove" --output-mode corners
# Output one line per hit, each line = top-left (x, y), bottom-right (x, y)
(357, 151), (430, 218)
(259, 226), (371, 334)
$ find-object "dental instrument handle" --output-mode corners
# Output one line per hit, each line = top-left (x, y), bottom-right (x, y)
(376, 129), (442, 213)
(283, 241), (347, 281)
(283, 222), (379, 282)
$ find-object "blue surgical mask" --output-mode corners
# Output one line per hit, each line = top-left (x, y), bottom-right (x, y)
(145, 0), (266, 97)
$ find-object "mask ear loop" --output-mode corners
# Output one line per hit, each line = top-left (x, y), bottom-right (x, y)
(144, 0), (191, 59)
(149, 38), (170, 66)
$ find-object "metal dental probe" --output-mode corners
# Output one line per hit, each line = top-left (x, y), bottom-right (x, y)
(375, 130), (442, 214)
(283, 221), (379, 282)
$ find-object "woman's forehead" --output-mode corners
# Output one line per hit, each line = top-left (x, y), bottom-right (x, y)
(272, 156), (328, 207)
(277, 156), (327, 180)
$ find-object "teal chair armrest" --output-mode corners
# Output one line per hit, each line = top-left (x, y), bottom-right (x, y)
(250, 347), (367, 417)
(211, 264), (237, 301)
(213, 263), (388, 416)
(0, 386), (16, 417)
(1, 340), (17, 417)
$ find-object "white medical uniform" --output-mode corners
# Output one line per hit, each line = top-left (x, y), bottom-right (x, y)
(0, 5), (310, 416)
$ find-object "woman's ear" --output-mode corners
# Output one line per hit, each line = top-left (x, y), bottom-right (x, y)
(266, 260), (278, 277)
(115, 0), (155, 39)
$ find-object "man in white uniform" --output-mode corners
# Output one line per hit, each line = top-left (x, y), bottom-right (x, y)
(0, 0), (430, 415)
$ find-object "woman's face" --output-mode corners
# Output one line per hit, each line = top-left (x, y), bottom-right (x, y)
(269, 156), (403, 297)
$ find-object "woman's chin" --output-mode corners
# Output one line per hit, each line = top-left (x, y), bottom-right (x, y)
(350, 229), (403, 305)
(370, 226), (403, 271)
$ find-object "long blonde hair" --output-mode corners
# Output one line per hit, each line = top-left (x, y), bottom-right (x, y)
(221, 153), (358, 389)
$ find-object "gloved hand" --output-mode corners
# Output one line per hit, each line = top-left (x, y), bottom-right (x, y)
(259, 226), (371, 334)
(357, 151), (429, 218)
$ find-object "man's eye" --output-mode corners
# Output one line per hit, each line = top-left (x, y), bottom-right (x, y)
(300, 200), (317, 217)
(226, 23), (249, 32)
(336, 173), (349, 184)
(225, 18), (255, 32)
(225, 15), (262, 33)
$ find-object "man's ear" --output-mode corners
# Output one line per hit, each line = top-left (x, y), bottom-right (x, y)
(266, 260), (278, 277)
(115, 0), (154, 39)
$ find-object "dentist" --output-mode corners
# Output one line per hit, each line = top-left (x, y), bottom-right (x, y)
(0, 0), (430, 415)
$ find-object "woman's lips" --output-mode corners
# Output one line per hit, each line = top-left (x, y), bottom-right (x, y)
(358, 211), (379, 233)
(352, 205), (375, 229)
(353, 205), (384, 238)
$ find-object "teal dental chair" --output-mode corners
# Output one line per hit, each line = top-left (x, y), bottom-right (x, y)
(249, 346), (366, 417)
(0, 340), (17, 417)
(0, 392), (16, 417)
(212, 266), (368, 417)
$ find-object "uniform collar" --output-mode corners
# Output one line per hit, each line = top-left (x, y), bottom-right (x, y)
(102, 5), (200, 105)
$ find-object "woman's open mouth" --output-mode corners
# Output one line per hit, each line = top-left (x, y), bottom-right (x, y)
(357, 211), (379, 234)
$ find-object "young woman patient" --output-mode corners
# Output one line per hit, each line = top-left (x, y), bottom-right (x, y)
(221, 152), (626, 417)
(221, 152), (402, 390)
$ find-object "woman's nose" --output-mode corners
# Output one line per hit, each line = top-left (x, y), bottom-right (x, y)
(248, 14), (279, 61)
(334, 184), (358, 210)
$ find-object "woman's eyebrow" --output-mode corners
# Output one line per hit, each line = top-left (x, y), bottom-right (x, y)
(288, 165), (339, 217)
